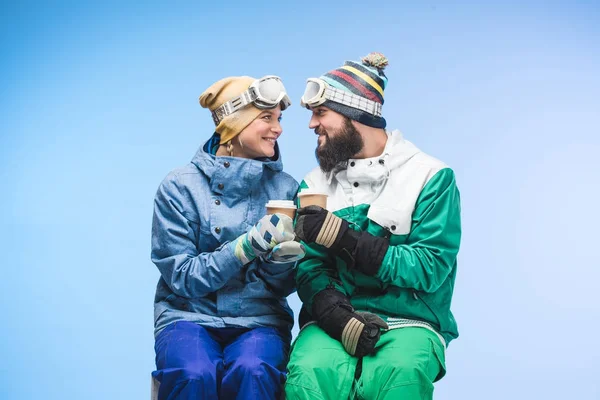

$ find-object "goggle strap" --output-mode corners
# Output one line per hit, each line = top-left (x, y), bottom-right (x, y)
(325, 87), (382, 117)
(211, 88), (259, 125)
(210, 76), (289, 125)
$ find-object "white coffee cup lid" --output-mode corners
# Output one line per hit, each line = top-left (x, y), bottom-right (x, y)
(266, 200), (296, 209)
(298, 190), (327, 196)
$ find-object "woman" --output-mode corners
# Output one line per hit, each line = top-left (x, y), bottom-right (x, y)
(150, 75), (304, 400)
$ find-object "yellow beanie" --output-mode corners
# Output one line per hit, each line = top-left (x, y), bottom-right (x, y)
(199, 76), (262, 145)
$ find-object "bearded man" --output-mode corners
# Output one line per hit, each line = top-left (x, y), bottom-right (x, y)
(285, 53), (462, 400)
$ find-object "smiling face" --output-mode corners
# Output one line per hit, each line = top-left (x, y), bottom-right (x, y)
(309, 106), (364, 172)
(233, 105), (283, 159)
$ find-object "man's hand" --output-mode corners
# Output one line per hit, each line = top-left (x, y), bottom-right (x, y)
(352, 311), (388, 356)
(295, 205), (390, 276)
(312, 289), (389, 357)
(294, 205), (349, 249)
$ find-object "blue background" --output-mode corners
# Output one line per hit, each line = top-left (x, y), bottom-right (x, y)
(1, 1), (599, 399)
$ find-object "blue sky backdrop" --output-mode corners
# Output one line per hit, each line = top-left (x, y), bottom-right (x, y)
(1, 1), (599, 399)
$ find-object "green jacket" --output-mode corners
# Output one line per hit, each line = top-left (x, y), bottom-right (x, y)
(296, 130), (461, 345)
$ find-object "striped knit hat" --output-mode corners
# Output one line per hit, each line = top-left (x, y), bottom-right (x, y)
(321, 52), (389, 128)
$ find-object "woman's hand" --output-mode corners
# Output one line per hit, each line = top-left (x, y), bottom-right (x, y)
(232, 213), (296, 265)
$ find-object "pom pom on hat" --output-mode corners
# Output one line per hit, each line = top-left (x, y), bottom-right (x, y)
(361, 52), (389, 71)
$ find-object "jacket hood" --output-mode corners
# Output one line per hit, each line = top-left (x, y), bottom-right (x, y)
(373, 129), (421, 170)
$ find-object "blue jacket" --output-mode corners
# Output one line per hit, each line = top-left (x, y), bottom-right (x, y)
(151, 136), (299, 337)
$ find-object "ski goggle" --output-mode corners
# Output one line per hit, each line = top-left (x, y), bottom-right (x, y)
(300, 78), (382, 117)
(212, 75), (291, 125)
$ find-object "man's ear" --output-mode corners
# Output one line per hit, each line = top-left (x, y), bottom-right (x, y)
(351, 119), (367, 135)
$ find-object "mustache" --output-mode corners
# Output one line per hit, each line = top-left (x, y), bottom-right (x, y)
(315, 127), (327, 136)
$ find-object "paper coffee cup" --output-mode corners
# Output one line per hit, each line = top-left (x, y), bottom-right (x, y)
(266, 200), (297, 219)
(298, 190), (328, 208)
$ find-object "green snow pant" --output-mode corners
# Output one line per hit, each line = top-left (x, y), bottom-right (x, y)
(285, 324), (446, 400)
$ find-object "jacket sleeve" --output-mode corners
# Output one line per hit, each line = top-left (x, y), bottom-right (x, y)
(257, 261), (297, 297)
(296, 244), (347, 311)
(151, 174), (243, 298)
(375, 168), (461, 293)
(255, 174), (300, 297)
(295, 180), (348, 311)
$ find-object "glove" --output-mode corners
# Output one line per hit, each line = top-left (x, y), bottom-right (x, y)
(312, 288), (388, 357)
(294, 205), (349, 250)
(231, 213), (295, 265)
(263, 240), (306, 264)
(295, 205), (390, 276)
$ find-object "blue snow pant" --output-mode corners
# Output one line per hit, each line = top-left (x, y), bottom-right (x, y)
(152, 321), (290, 400)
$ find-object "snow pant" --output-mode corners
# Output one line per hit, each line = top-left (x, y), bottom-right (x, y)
(285, 324), (446, 400)
(152, 321), (289, 400)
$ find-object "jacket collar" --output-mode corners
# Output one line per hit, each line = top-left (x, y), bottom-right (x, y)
(190, 133), (284, 195)
(327, 129), (420, 185)
(192, 133), (283, 173)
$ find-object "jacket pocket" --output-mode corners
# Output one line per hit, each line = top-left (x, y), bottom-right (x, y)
(197, 224), (222, 252)
(367, 205), (412, 236)
(429, 336), (447, 382)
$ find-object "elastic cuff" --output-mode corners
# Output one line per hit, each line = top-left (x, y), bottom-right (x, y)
(230, 237), (254, 265)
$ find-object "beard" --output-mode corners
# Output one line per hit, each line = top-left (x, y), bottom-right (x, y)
(315, 117), (364, 173)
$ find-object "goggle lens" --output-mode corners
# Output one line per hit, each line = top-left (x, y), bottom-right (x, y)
(303, 81), (322, 103)
(258, 78), (285, 103)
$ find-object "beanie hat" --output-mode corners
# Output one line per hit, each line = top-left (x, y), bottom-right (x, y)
(320, 52), (389, 128)
(199, 76), (262, 144)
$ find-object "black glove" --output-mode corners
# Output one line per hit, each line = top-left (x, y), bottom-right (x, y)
(312, 288), (388, 357)
(294, 205), (350, 250)
(295, 205), (390, 276)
